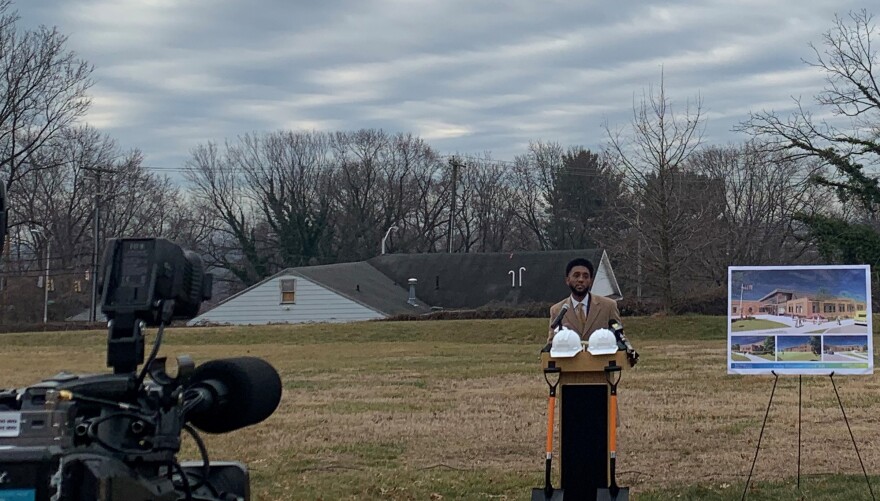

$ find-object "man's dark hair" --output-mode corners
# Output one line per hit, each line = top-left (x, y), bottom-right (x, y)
(565, 258), (594, 278)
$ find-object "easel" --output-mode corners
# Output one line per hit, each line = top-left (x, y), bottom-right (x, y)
(741, 371), (875, 500)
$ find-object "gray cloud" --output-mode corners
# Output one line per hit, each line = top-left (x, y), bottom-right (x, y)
(13, 0), (869, 174)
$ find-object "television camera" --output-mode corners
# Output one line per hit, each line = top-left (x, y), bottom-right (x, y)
(0, 234), (282, 501)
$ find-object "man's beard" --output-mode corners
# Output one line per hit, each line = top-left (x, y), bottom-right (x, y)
(569, 284), (589, 296)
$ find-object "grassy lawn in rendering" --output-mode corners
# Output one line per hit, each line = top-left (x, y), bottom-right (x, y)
(777, 352), (820, 361)
(730, 318), (789, 332)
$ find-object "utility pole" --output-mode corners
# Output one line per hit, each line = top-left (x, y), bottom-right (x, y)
(636, 211), (642, 299)
(90, 187), (100, 322)
(43, 239), (50, 324)
(87, 166), (113, 323)
(1, 227), (8, 324)
(447, 157), (461, 253)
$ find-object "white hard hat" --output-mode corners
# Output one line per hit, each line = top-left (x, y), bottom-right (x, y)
(550, 328), (583, 358)
(587, 328), (619, 355)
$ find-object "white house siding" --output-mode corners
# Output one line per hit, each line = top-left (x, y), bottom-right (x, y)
(189, 274), (384, 325)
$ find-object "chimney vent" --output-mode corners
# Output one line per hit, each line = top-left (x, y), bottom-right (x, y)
(407, 278), (418, 306)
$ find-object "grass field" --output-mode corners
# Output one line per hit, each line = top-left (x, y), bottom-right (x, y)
(2, 315), (880, 500)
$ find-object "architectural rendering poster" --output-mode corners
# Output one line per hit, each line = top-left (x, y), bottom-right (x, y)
(728, 265), (872, 375)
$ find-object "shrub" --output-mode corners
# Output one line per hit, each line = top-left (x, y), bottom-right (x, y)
(386, 302), (550, 321)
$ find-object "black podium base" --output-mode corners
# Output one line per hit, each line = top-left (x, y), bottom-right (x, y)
(560, 383), (609, 499)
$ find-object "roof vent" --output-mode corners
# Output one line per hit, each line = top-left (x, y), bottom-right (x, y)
(407, 278), (418, 306)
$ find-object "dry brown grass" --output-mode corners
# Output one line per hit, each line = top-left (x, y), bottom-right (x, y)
(1, 319), (879, 500)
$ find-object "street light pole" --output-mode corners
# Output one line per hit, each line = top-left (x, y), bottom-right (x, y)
(381, 225), (397, 255)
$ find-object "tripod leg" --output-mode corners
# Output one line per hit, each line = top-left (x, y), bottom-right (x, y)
(741, 371), (779, 501)
(797, 374), (802, 491)
(830, 373), (875, 501)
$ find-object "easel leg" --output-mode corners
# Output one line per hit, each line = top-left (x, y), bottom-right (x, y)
(741, 371), (779, 501)
(797, 374), (802, 490)
(829, 372), (876, 501)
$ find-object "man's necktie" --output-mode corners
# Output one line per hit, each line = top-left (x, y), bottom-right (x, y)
(576, 302), (586, 325)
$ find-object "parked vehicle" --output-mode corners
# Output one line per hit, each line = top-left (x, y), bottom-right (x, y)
(854, 310), (868, 326)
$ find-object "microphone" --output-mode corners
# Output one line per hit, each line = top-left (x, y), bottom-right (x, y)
(550, 303), (570, 330)
(609, 320), (639, 367)
(185, 357), (282, 434)
(609, 319), (626, 345)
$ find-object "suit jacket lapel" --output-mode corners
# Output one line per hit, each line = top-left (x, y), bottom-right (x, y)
(583, 294), (602, 336)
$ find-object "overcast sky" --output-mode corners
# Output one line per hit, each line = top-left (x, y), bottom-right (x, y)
(14, 0), (869, 177)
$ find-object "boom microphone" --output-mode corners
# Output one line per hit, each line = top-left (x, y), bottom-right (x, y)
(185, 357), (282, 434)
(550, 303), (570, 330)
(610, 319), (639, 367)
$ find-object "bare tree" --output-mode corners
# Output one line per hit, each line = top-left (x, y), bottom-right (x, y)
(332, 129), (448, 259)
(397, 152), (448, 253)
(382, 135), (445, 254)
(465, 156), (517, 252)
(232, 131), (336, 269)
(185, 141), (269, 286)
(605, 73), (707, 310)
(509, 141), (564, 250)
(743, 10), (880, 267)
(4, 126), (194, 321)
(331, 129), (386, 260)
(434, 154), (536, 253)
(100, 152), (191, 239)
(185, 129), (446, 286)
(0, 0), (93, 190)
(687, 143), (828, 285)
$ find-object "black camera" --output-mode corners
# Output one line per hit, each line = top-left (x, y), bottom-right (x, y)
(0, 238), (282, 501)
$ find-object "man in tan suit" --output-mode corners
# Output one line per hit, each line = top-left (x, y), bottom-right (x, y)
(547, 258), (622, 344)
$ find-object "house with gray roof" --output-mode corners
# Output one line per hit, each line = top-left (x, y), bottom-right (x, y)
(188, 261), (431, 325)
(368, 249), (620, 308)
(190, 249), (620, 325)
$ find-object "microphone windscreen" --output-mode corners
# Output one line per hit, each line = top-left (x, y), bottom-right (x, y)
(188, 357), (282, 434)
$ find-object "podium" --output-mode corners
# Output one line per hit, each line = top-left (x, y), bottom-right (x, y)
(540, 350), (628, 500)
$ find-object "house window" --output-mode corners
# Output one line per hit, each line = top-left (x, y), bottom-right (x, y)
(280, 279), (296, 304)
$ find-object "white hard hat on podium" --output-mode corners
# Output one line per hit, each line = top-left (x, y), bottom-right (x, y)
(587, 328), (619, 355)
(550, 328), (583, 358)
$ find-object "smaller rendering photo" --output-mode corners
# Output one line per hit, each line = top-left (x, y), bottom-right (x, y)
(822, 335), (870, 362)
(730, 335), (775, 362)
(776, 335), (821, 362)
